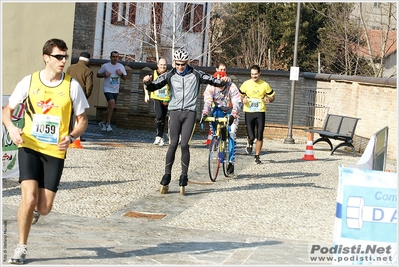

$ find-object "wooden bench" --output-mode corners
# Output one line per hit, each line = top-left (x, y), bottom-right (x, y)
(307, 114), (361, 156)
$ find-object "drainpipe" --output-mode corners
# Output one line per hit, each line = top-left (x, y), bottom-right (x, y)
(100, 2), (107, 59)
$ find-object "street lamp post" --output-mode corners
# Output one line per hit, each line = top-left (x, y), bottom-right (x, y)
(284, 2), (301, 144)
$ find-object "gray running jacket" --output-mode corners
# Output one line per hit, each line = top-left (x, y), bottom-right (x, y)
(144, 66), (226, 111)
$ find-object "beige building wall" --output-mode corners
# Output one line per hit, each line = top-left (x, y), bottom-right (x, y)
(2, 2), (75, 95)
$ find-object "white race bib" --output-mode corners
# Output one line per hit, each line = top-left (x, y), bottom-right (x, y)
(156, 87), (168, 98)
(249, 98), (262, 111)
(31, 114), (61, 144)
(110, 75), (120, 85)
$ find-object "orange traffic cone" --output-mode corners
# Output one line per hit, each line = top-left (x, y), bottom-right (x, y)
(68, 120), (83, 149)
(204, 130), (212, 145)
(69, 136), (83, 149)
(302, 132), (316, 160)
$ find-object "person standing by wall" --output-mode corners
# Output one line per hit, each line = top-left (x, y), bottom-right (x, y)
(239, 65), (275, 164)
(66, 52), (93, 99)
(2, 38), (89, 264)
(66, 51), (93, 141)
(97, 51), (127, 132)
(143, 49), (229, 195)
(143, 58), (170, 146)
(200, 62), (242, 175)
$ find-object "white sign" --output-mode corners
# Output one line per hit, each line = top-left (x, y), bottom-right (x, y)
(290, 66), (299, 81)
(332, 166), (397, 265)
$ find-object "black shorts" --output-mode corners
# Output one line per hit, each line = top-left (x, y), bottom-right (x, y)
(18, 147), (65, 192)
(104, 92), (118, 102)
(245, 112), (265, 141)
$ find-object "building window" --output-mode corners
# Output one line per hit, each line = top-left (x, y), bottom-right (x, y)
(182, 3), (204, 32)
(117, 54), (135, 62)
(128, 3), (136, 24)
(193, 4), (204, 33)
(150, 3), (163, 44)
(125, 54), (136, 62)
(373, 2), (381, 8)
(146, 57), (156, 63)
(183, 3), (192, 31)
(111, 2), (136, 26)
(111, 2), (127, 25)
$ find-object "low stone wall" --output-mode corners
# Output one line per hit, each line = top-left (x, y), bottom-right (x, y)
(86, 59), (396, 160)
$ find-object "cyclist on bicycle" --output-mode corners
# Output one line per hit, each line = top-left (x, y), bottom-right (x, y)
(200, 62), (242, 175)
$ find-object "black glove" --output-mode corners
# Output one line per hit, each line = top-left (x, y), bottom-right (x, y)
(228, 115), (235, 126)
(200, 114), (208, 125)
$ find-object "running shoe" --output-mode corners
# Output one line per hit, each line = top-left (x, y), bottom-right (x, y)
(227, 163), (234, 175)
(153, 136), (161, 145)
(159, 138), (165, 146)
(106, 123), (113, 132)
(246, 145), (253, 155)
(8, 244), (27, 265)
(32, 210), (40, 225)
(99, 122), (107, 132)
(254, 155), (261, 164)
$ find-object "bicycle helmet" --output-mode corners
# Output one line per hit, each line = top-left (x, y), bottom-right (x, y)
(173, 49), (189, 61)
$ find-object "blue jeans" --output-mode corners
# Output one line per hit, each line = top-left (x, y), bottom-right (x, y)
(210, 107), (237, 164)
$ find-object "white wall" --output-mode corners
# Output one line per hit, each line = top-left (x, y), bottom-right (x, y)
(2, 2), (75, 95)
(93, 2), (211, 64)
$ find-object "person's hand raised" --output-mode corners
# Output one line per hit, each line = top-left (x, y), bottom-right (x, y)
(143, 75), (153, 83)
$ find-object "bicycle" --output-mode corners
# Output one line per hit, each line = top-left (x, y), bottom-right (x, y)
(203, 116), (231, 182)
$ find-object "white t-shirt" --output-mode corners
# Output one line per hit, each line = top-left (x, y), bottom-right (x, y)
(8, 71), (90, 116)
(98, 62), (127, 93)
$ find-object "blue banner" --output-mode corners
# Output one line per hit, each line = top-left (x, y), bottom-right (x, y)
(333, 166), (397, 265)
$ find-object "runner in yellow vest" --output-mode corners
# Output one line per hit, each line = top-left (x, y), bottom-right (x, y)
(144, 58), (170, 146)
(2, 38), (89, 264)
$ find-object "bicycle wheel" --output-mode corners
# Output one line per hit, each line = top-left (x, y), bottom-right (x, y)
(208, 135), (220, 182)
(222, 138), (230, 177)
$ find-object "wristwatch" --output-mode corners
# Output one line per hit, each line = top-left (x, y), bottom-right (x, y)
(69, 134), (75, 143)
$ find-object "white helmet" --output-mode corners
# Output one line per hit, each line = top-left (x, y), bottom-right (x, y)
(173, 49), (189, 61)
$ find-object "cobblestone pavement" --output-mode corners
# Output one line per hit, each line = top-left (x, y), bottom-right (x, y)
(2, 123), (397, 265)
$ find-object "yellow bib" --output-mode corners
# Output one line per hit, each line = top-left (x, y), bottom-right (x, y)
(150, 70), (170, 101)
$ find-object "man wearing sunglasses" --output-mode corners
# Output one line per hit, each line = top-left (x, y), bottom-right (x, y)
(143, 49), (230, 195)
(97, 51), (127, 132)
(2, 38), (89, 264)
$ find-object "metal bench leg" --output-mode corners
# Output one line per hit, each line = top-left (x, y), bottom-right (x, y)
(331, 142), (356, 156)
(313, 137), (333, 151)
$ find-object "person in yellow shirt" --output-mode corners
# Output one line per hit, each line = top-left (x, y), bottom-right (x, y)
(239, 65), (275, 164)
(2, 38), (89, 264)
(144, 58), (170, 146)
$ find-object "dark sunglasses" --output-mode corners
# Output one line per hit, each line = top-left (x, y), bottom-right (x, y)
(50, 54), (69, 60)
(175, 63), (186, 66)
